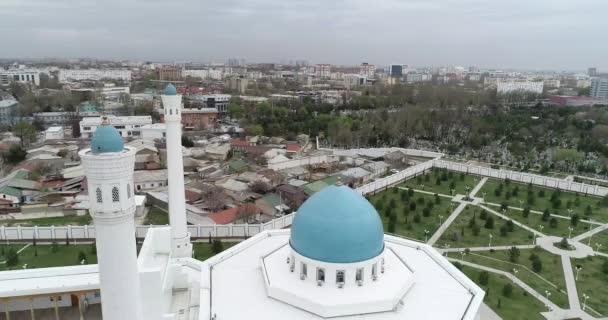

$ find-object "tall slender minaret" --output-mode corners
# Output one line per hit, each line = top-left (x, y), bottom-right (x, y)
(79, 117), (142, 320)
(161, 84), (192, 258)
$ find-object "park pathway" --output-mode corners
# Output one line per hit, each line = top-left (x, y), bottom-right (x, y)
(428, 202), (467, 245)
(479, 205), (545, 237)
(441, 244), (536, 253)
(469, 177), (488, 197)
(561, 255), (581, 311)
(484, 202), (604, 226)
(572, 223), (608, 242)
(397, 187), (453, 198)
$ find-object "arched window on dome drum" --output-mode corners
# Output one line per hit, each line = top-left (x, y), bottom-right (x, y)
(356, 268), (364, 282)
(372, 263), (378, 281)
(170, 109), (173, 115)
(289, 254), (295, 272)
(96, 188), (102, 203)
(300, 262), (307, 279)
(316, 268), (325, 282)
(336, 270), (345, 285)
(112, 187), (120, 202)
(127, 184), (131, 198)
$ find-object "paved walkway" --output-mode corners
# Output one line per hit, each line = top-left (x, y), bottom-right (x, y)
(561, 255), (581, 311)
(572, 223), (608, 242)
(428, 201), (467, 245)
(535, 236), (594, 259)
(479, 204), (545, 237)
(469, 177), (488, 197)
(397, 187), (453, 198)
(484, 202), (604, 226)
(441, 244), (536, 253)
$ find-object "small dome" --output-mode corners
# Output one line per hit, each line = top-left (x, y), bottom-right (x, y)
(290, 185), (384, 263)
(163, 84), (177, 96)
(91, 120), (124, 153)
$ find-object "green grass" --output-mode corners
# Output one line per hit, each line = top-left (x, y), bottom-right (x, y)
(144, 206), (170, 225)
(458, 264), (549, 320)
(480, 178), (608, 222)
(571, 255), (608, 316)
(400, 168), (482, 196)
(0, 215), (92, 227)
(435, 205), (535, 248)
(498, 207), (593, 238)
(590, 229), (608, 254)
(193, 241), (238, 261)
(368, 188), (456, 241)
(0, 243), (98, 271)
(458, 248), (568, 308)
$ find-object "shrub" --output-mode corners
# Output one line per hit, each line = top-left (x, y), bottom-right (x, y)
(549, 217), (558, 228)
(542, 209), (551, 222)
(571, 214), (579, 227)
(523, 207), (530, 218)
(422, 207), (431, 217)
(478, 271), (490, 286)
(413, 214), (421, 223)
(78, 251), (87, 264)
(5, 248), (18, 267)
(532, 258), (542, 273)
(502, 284), (513, 297)
(480, 210), (488, 220)
(484, 216), (495, 229)
(212, 239), (224, 254)
(472, 224), (481, 236)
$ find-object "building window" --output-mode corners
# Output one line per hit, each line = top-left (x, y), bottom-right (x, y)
(112, 187), (119, 202)
(316, 268), (325, 283)
(300, 262), (307, 279)
(336, 270), (345, 285)
(96, 188), (102, 203)
(127, 184), (131, 198)
(356, 268), (364, 282)
(170, 109), (173, 115)
(372, 263), (378, 280)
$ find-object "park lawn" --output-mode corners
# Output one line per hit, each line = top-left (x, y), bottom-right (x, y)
(0, 243), (98, 271)
(591, 229), (608, 254)
(571, 256), (608, 317)
(435, 205), (535, 248)
(460, 248), (568, 309)
(500, 208), (593, 239)
(400, 168), (482, 196)
(0, 215), (92, 227)
(480, 178), (608, 222)
(368, 188), (456, 241)
(193, 241), (237, 261)
(144, 206), (170, 225)
(458, 265), (549, 320)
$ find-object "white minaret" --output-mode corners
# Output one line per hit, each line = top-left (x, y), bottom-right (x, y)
(79, 117), (143, 320)
(161, 84), (192, 258)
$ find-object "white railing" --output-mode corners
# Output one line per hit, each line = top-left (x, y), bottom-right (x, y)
(267, 155), (340, 170)
(0, 213), (295, 241)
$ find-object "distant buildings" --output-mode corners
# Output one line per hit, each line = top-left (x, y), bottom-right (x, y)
(496, 80), (544, 94)
(157, 65), (182, 81)
(549, 95), (608, 107)
(183, 69), (223, 80)
(359, 63), (375, 78)
(406, 73), (432, 83)
(80, 115), (152, 138)
(44, 126), (64, 140)
(224, 76), (249, 94)
(0, 69), (40, 86)
(315, 64), (332, 78)
(0, 100), (18, 126)
(190, 94), (231, 114)
(543, 79), (561, 88)
(588, 67), (597, 76)
(58, 69), (131, 82)
(173, 108), (219, 130)
(389, 64), (403, 78)
(591, 77), (608, 98)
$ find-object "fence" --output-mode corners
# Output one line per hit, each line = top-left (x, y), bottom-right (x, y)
(267, 155), (340, 170)
(0, 213), (295, 241)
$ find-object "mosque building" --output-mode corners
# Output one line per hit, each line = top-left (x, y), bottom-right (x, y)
(0, 85), (484, 320)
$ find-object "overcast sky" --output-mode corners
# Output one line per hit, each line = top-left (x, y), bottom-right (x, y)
(1, 0), (607, 70)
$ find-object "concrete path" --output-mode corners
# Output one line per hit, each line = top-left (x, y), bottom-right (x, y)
(428, 202), (467, 245)
(484, 202), (604, 226)
(479, 204), (545, 237)
(441, 245), (536, 253)
(397, 187), (453, 198)
(561, 255), (581, 311)
(479, 302), (502, 320)
(535, 236), (594, 259)
(572, 223), (608, 242)
(469, 177), (488, 197)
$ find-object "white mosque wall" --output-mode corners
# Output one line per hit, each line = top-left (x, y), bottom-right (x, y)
(268, 155), (340, 170)
(0, 213), (295, 241)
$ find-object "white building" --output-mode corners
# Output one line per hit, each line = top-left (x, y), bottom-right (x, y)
(359, 63), (376, 78)
(0, 69), (40, 86)
(591, 77), (608, 98)
(344, 74), (367, 89)
(44, 126), (64, 140)
(80, 115), (152, 138)
(190, 93), (231, 114)
(140, 123), (166, 141)
(497, 80), (544, 94)
(315, 64), (332, 78)
(133, 169), (168, 192)
(58, 69), (132, 82)
(183, 69), (224, 80)
(406, 73), (432, 83)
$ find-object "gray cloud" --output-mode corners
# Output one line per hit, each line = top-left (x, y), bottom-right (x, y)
(1, 0), (607, 70)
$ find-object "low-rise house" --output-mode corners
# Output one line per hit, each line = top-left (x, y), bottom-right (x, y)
(227, 159), (248, 173)
(216, 178), (249, 193)
(44, 126), (64, 141)
(286, 143), (301, 154)
(276, 184), (307, 208)
(134, 169), (168, 192)
(204, 144), (231, 161)
(255, 193), (290, 217)
(209, 203), (262, 224)
(362, 161), (391, 178)
(339, 167), (372, 185)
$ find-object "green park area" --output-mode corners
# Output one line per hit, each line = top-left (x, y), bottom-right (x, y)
(590, 229), (608, 254)
(144, 206), (170, 225)
(458, 248), (568, 308)
(0, 240), (238, 271)
(435, 205), (534, 248)
(571, 255), (608, 317)
(400, 168), (481, 196)
(0, 214), (92, 227)
(498, 207), (593, 239)
(368, 187), (455, 241)
(458, 264), (549, 320)
(480, 178), (608, 222)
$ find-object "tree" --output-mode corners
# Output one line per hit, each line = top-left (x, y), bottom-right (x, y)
(5, 248), (19, 267)
(78, 251), (87, 264)
(523, 207), (530, 218)
(422, 207), (431, 217)
(413, 214), (421, 223)
(51, 242), (59, 253)
(559, 237), (569, 249)
(472, 224), (481, 236)
(227, 101), (244, 119)
(502, 283), (513, 297)
(435, 193), (441, 204)
(542, 209), (551, 222)
(571, 214), (580, 227)
(506, 220), (514, 232)
(549, 217), (558, 228)
(388, 214), (397, 233)
(3, 145), (27, 164)
(500, 225), (508, 237)
(585, 205), (593, 217)
(235, 204), (259, 223)
(212, 238), (224, 254)
(480, 210), (488, 220)
(409, 202), (417, 211)
(181, 135), (194, 147)
(602, 259), (608, 275)
(484, 216), (495, 229)
(13, 121), (38, 147)
(532, 258), (542, 273)
(500, 202), (508, 211)
(478, 271), (490, 286)
(508, 246), (520, 263)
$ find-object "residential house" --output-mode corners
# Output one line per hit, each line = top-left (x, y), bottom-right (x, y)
(133, 169), (168, 192)
(276, 184), (307, 208)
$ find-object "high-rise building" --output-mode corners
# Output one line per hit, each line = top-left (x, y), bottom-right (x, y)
(497, 80), (544, 94)
(0, 69), (41, 86)
(588, 68), (597, 76)
(591, 77), (608, 98)
(157, 65), (183, 81)
(359, 63), (376, 78)
(315, 64), (332, 78)
(389, 64), (403, 78)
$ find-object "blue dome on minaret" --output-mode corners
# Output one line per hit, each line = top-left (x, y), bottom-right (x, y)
(289, 184), (384, 263)
(91, 117), (124, 153)
(163, 84), (177, 96)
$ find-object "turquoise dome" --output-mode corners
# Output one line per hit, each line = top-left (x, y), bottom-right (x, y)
(163, 84), (177, 96)
(290, 185), (384, 263)
(91, 122), (124, 153)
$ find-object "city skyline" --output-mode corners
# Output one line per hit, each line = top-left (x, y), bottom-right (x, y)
(1, 0), (607, 70)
